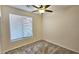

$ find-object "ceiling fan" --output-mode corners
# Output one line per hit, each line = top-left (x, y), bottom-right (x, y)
(32, 5), (53, 14)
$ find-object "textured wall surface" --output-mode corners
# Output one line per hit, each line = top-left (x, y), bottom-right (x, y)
(43, 5), (79, 53)
(0, 6), (1, 53)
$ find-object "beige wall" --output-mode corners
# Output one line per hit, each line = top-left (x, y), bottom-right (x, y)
(0, 6), (1, 16)
(43, 5), (79, 53)
(0, 6), (1, 52)
(0, 6), (42, 53)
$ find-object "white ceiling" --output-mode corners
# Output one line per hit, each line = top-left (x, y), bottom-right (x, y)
(10, 5), (72, 13)
(10, 5), (37, 12)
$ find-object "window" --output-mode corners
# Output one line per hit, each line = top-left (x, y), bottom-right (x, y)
(9, 14), (32, 42)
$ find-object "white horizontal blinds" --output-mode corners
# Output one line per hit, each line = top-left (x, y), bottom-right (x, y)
(9, 14), (32, 41)
(23, 16), (32, 37)
(9, 14), (23, 40)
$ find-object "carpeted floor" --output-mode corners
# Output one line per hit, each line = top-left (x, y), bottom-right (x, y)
(5, 40), (78, 54)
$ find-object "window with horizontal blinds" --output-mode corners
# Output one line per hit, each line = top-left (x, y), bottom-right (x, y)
(9, 14), (32, 42)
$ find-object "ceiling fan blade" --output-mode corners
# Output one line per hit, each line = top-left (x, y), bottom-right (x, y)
(40, 5), (43, 8)
(32, 5), (39, 9)
(45, 5), (50, 8)
(32, 10), (38, 12)
(45, 10), (53, 12)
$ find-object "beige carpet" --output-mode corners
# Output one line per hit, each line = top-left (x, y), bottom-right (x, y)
(5, 40), (78, 54)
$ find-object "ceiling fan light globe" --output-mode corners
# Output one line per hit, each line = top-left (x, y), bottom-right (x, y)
(38, 9), (45, 13)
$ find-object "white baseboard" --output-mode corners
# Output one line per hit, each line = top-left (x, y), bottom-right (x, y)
(2, 39), (41, 53)
(43, 39), (79, 53)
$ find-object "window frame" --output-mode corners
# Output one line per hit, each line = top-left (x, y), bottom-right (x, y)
(9, 13), (33, 42)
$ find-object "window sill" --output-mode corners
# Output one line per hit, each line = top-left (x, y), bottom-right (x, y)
(10, 36), (32, 42)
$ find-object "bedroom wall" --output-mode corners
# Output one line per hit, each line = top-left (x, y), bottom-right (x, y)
(0, 6), (1, 16)
(43, 5), (79, 53)
(0, 6), (2, 53)
(0, 6), (43, 53)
